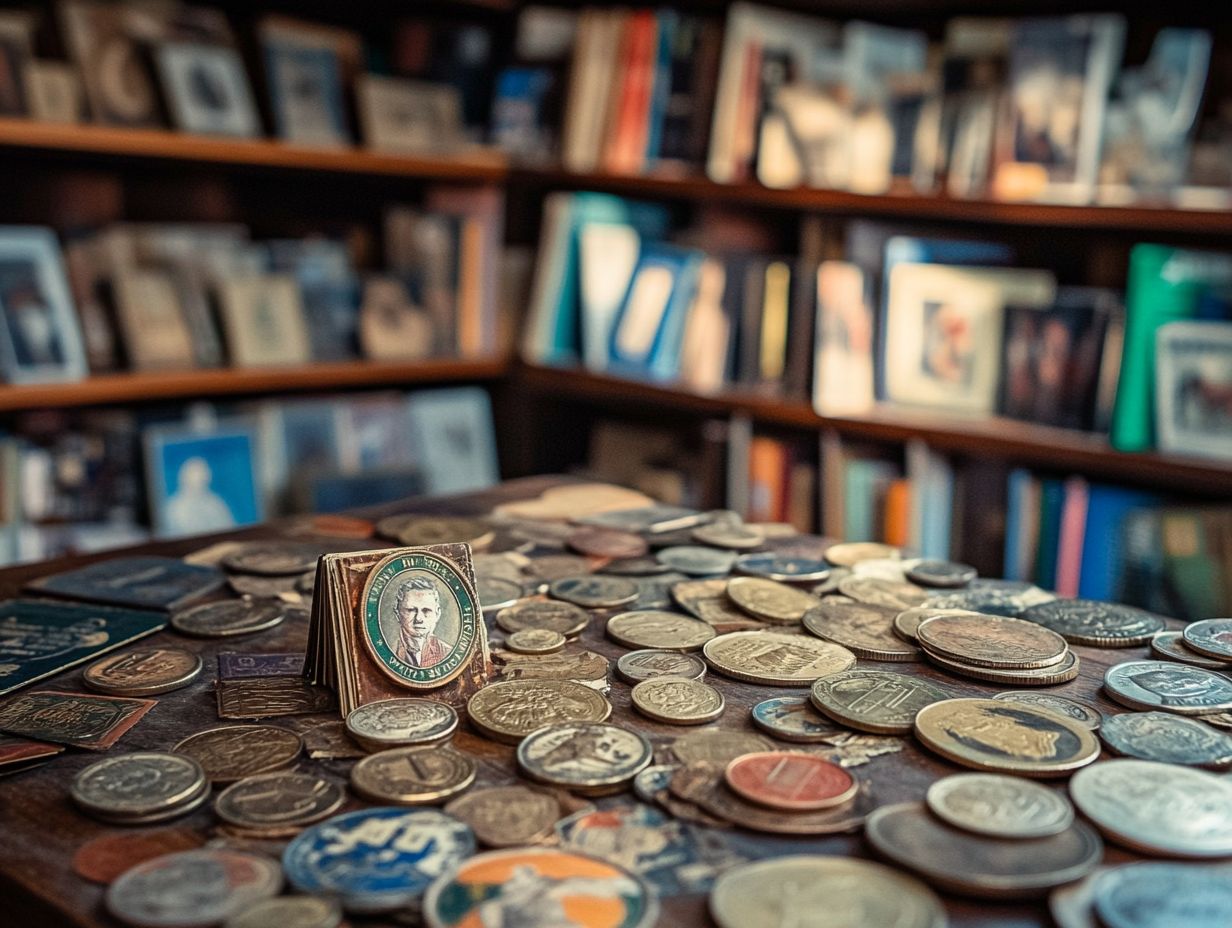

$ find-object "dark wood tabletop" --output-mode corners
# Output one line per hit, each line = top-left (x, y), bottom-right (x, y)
(0, 475), (1159, 928)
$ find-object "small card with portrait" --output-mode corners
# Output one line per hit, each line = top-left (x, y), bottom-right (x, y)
(304, 543), (491, 716)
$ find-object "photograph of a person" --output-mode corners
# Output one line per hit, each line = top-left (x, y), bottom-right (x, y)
(383, 574), (457, 670)
(145, 424), (262, 537)
(0, 227), (87, 384)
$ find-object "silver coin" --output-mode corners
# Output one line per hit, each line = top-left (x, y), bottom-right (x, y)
(224, 896), (342, 928)
(750, 696), (844, 744)
(1021, 599), (1165, 646)
(476, 576), (523, 612)
(1150, 631), (1232, 670)
(495, 599), (590, 637)
(1104, 660), (1232, 715)
(171, 601), (284, 638)
(227, 574), (300, 600)
(991, 692), (1103, 730)
(223, 543), (321, 577)
(599, 556), (672, 576)
(72, 752), (208, 822)
(106, 849), (283, 928)
(1183, 619), (1232, 661)
(345, 698), (459, 750)
(548, 575), (639, 609)
(927, 773), (1075, 838)
(1099, 711), (1232, 769)
(734, 552), (831, 583)
(656, 546), (737, 577)
(928, 580), (1054, 617)
(516, 721), (652, 791)
(906, 560), (978, 589)
(214, 772), (346, 831)
(615, 649), (707, 684)
(1091, 862), (1232, 928)
(690, 521), (765, 550)
(629, 571), (689, 610)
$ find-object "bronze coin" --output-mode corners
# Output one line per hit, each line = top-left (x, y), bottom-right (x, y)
(444, 785), (563, 847)
(567, 526), (649, 559)
(916, 612), (1069, 669)
(174, 725), (302, 784)
(293, 513), (374, 539)
(83, 647), (203, 696)
(923, 648), (1081, 686)
(350, 745), (477, 805)
(214, 772), (344, 833)
(724, 751), (857, 811)
(72, 829), (207, 885)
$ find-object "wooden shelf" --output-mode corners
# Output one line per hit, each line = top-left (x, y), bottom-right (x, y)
(0, 358), (509, 413)
(516, 363), (1232, 495)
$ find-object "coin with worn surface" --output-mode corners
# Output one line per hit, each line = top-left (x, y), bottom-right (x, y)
(671, 729), (774, 765)
(615, 649), (707, 684)
(703, 630), (855, 686)
(802, 601), (921, 661)
(106, 849), (282, 928)
(710, 856), (945, 928)
(906, 559), (977, 589)
(810, 669), (949, 735)
(597, 555), (670, 576)
(927, 579), (1055, 617)
(283, 807), (475, 913)
(734, 552), (831, 582)
(516, 721), (653, 792)
(724, 751), (857, 811)
(838, 576), (928, 610)
(72, 752), (208, 823)
(505, 627), (566, 654)
(1150, 631), (1232, 669)
(393, 516), (494, 549)
(606, 609), (716, 652)
(894, 607), (985, 642)
(351, 745), (476, 805)
(1020, 599), (1166, 647)
(548, 575), (639, 609)
(926, 773), (1075, 838)
(656, 545), (737, 576)
(914, 698), (1101, 777)
(631, 676), (725, 725)
(1091, 861), (1232, 928)
(174, 725), (302, 783)
(1099, 711), (1232, 768)
(83, 646), (203, 696)
(528, 553), (594, 581)
(476, 576), (523, 612)
(672, 578), (764, 632)
(992, 691), (1103, 730)
(925, 647), (1082, 686)
(691, 520), (765, 549)
(566, 525), (648, 559)
(444, 785), (561, 847)
(73, 829), (207, 885)
(495, 599), (590, 637)
(345, 698), (459, 751)
(223, 543), (322, 576)
(170, 601), (284, 638)
(916, 612), (1069, 669)
(866, 802), (1102, 899)
(1048, 866), (1107, 928)
(1183, 619), (1232, 661)
(224, 896), (342, 928)
(824, 542), (901, 568)
(215, 772), (345, 832)
(467, 679), (612, 744)
(1070, 759), (1232, 857)
(726, 576), (820, 624)
(1104, 660), (1232, 715)
(750, 696), (844, 743)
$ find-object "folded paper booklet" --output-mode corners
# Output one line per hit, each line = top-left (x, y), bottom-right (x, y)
(305, 544), (491, 715)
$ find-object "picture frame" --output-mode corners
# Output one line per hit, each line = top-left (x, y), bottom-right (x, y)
(60, 0), (164, 128)
(145, 422), (262, 538)
(356, 75), (464, 154)
(406, 387), (499, 495)
(261, 31), (349, 146)
(216, 275), (312, 368)
(155, 42), (261, 138)
(0, 226), (88, 384)
(111, 267), (196, 371)
(357, 276), (435, 362)
(1156, 320), (1232, 461)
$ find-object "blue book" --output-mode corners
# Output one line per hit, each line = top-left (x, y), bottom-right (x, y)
(643, 9), (678, 163)
(1078, 484), (1160, 601)
(607, 244), (704, 382)
(1003, 469), (1031, 580)
(1034, 479), (1065, 591)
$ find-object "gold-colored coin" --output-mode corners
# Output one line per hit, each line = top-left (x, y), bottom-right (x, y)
(606, 610), (716, 652)
(670, 729), (774, 765)
(631, 677), (725, 725)
(824, 542), (901, 568)
(922, 648), (1081, 686)
(83, 647), (203, 696)
(837, 576), (928, 610)
(350, 745), (476, 805)
(506, 628), (566, 654)
(174, 726), (302, 784)
(393, 516), (494, 549)
(893, 607), (985, 643)
(914, 698), (1100, 777)
(444, 785), (562, 847)
(725, 577), (820, 624)
(802, 601), (921, 661)
(672, 579), (764, 633)
(702, 631), (855, 686)
(809, 670), (950, 735)
(466, 679), (613, 744)
(915, 612), (1069, 669)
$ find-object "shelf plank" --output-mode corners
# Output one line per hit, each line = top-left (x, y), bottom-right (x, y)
(0, 358), (509, 413)
(517, 363), (1232, 495)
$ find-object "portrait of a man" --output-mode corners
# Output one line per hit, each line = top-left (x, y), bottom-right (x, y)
(390, 575), (454, 670)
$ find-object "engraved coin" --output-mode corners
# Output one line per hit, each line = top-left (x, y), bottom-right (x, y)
(516, 721), (653, 792)
(476, 576), (522, 612)
(824, 542), (901, 568)
(726, 576), (820, 624)
(72, 752), (208, 824)
(392, 516), (494, 549)
(1099, 711), (1232, 769)
(837, 576), (928, 610)
(750, 696), (845, 743)
(691, 520), (765, 550)
(214, 772), (345, 832)
(724, 752), (857, 811)
(344, 698), (459, 751)
(227, 573), (300, 600)
(83, 646), (203, 696)
(906, 559), (978, 589)
(710, 856), (944, 928)
(809, 669), (949, 735)
(893, 606), (985, 642)
(566, 525), (648, 559)
(606, 609), (716, 651)
(866, 802), (1103, 899)
(926, 582), (1054, 618)
(631, 677), (725, 725)
(615, 649), (707, 684)
(445, 785), (561, 847)
(925, 648), (1081, 686)
(170, 601), (285, 638)
(505, 627), (566, 654)
(671, 729), (774, 765)
(916, 611), (1069, 669)
(548, 575), (639, 609)
(106, 849), (282, 928)
(914, 698), (1101, 777)
(1104, 660), (1232, 715)
(992, 691), (1103, 730)
(703, 631), (856, 686)
(1150, 630), (1232, 670)
(1091, 861), (1232, 928)
(222, 543), (322, 576)
(672, 578), (764, 632)
(656, 545), (737, 576)
(734, 552), (831, 582)
(351, 745), (476, 805)
(926, 773), (1075, 838)
(1070, 759), (1232, 857)
(1020, 599), (1166, 647)
(224, 896), (342, 928)
(802, 601), (921, 661)
(495, 599), (590, 637)
(174, 725), (302, 783)
(467, 679), (612, 744)
(1183, 618), (1232, 661)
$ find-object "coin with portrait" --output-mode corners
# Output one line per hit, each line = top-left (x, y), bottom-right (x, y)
(1099, 711), (1232, 769)
(1104, 660), (1232, 715)
(1183, 618), (1232, 661)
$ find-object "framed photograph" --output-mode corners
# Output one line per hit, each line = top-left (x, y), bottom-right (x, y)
(406, 387), (499, 495)
(0, 227), (88, 384)
(262, 37), (348, 146)
(357, 276), (435, 362)
(60, 0), (163, 128)
(145, 423), (262, 538)
(155, 42), (260, 137)
(356, 75), (464, 154)
(1156, 321), (1232, 461)
(111, 268), (196, 371)
(216, 275), (312, 368)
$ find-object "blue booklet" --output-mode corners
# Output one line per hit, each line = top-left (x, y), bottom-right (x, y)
(26, 556), (225, 611)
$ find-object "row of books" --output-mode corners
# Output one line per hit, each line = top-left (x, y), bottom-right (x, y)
(0, 386), (498, 565)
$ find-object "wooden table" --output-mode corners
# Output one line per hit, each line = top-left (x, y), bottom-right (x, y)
(0, 476), (1155, 927)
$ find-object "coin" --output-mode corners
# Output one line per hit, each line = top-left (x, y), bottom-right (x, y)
(925, 647), (1081, 686)
(73, 829), (207, 885)
(224, 896), (342, 928)
(726, 577), (820, 624)
(529, 553), (594, 581)
(476, 576), (523, 612)
(505, 627), (566, 654)
(174, 725), (302, 783)
(1091, 861), (1232, 928)
(549, 575), (639, 609)
(893, 606), (984, 642)
(724, 752), (857, 811)
(1150, 630), (1232, 669)
(516, 721), (652, 793)
(72, 752), (208, 824)
(824, 542), (901, 567)
(914, 698), (1101, 777)
(170, 601), (284, 638)
(927, 580), (1055, 617)
(227, 573), (301, 600)
(802, 601), (921, 661)
(656, 545), (737, 576)
(214, 772), (345, 832)
(926, 773), (1075, 838)
(865, 802), (1103, 899)
(991, 691), (1103, 730)
(905, 559), (977, 588)
(614, 649), (707, 684)
(1048, 867), (1107, 928)
(606, 609), (717, 651)
(444, 785), (562, 847)
(1020, 599), (1166, 647)
(916, 611), (1069, 668)
(393, 516), (494, 549)
(83, 646), (203, 696)
(734, 552), (831, 582)
(750, 696), (845, 743)
(1070, 759), (1232, 857)
(351, 745), (476, 805)
(809, 669), (949, 735)
(672, 578), (764, 632)
(691, 521), (765, 549)
(346, 697), (461, 753)
(566, 525), (648, 559)
(467, 679), (613, 744)
(495, 599), (589, 637)
(599, 555), (671, 576)
(671, 729), (774, 765)
(1104, 660), (1232, 715)
(1098, 711), (1232, 768)
(703, 630), (855, 685)
(223, 543), (322, 576)
(838, 576), (928, 610)
(1183, 618), (1232, 661)
(107, 849), (282, 927)
(631, 676), (725, 725)
(710, 856), (944, 928)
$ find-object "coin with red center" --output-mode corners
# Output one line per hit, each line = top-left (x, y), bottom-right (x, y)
(723, 751), (858, 811)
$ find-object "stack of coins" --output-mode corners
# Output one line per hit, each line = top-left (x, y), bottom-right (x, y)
(72, 753), (210, 824)
(912, 611), (1080, 686)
